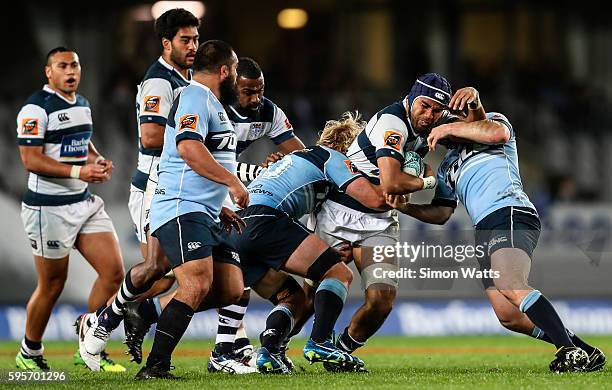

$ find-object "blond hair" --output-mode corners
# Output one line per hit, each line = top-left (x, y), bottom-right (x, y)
(317, 111), (365, 154)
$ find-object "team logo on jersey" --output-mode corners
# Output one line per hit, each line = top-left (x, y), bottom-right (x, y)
(58, 113), (70, 122)
(21, 118), (39, 135)
(284, 118), (292, 129)
(249, 122), (264, 138)
(384, 130), (403, 151)
(344, 160), (359, 175)
(144, 96), (161, 113)
(218, 112), (227, 123)
(179, 114), (198, 131)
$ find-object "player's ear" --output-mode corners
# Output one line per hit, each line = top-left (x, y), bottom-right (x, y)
(161, 37), (172, 53)
(44, 65), (52, 79)
(220, 64), (229, 79)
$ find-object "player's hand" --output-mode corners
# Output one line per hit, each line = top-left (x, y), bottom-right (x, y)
(336, 243), (354, 264)
(427, 124), (453, 151)
(220, 207), (246, 234)
(97, 159), (114, 179)
(449, 87), (479, 112)
(261, 152), (285, 168)
(385, 194), (408, 209)
(80, 163), (110, 183)
(229, 179), (249, 209)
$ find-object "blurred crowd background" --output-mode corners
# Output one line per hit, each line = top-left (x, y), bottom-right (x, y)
(0, 0), (611, 307)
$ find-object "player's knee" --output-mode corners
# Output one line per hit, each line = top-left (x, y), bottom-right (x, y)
(100, 269), (125, 288)
(42, 277), (67, 299)
(306, 247), (349, 283)
(220, 284), (244, 307)
(365, 288), (396, 317)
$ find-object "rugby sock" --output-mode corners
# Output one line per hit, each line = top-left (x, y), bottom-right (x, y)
(531, 326), (595, 354)
(21, 337), (43, 357)
(260, 305), (294, 353)
(97, 305), (124, 331)
(520, 290), (573, 348)
(337, 327), (365, 353)
(310, 278), (347, 343)
(234, 326), (252, 350)
(214, 293), (250, 355)
(146, 299), (193, 369)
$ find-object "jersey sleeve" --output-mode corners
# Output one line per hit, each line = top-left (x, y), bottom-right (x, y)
(487, 112), (514, 139)
(138, 78), (175, 126)
(371, 113), (410, 163)
(431, 161), (458, 208)
(324, 149), (363, 192)
(268, 105), (296, 145)
(174, 89), (210, 145)
(16, 104), (47, 146)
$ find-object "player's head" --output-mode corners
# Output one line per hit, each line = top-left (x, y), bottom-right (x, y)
(407, 73), (452, 134)
(236, 57), (264, 111)
(45, 47), (81, 95)
(155, 8), (200, 70)
(193, 40), (239, 105)
(317, 111), (364, 154)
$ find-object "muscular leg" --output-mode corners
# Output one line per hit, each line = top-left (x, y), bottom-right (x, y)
(491, 248), (573, 349)
(75, 232), (125, 311)
(24, 256), (69, 344)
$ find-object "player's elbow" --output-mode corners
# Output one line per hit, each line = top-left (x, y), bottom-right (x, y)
(140, 132), (162, 149)
(361, 192), (387, 209)
(20, 154), (38, 172)
(488, 122), (510, 144)
(433, 207), (454, 225)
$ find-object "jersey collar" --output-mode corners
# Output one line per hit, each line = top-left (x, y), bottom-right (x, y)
(43, 84), (77, 104)
(157, 56), (191, 83)
(402, 96), (417, 138)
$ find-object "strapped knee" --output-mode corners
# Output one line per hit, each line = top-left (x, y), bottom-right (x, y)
(306, 247), (342, 282)
(268, 275), (302, 305)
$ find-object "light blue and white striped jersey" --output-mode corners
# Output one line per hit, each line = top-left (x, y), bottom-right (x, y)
(247, 145), (362, 219)
(16, 85), (93, 206)
(150, 80), (237, 232)
(433, 112), (535, 225)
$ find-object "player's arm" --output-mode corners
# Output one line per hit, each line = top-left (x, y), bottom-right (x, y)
(140, 123), (165, 148)
(345, 177), (387, 210)
(177, 140), (248, 208)
(427, 119), (510, 151)
(139, 79), (174, 148)
(387, 195), (454, 225)
(18, 146), (108, 183)
(277, 136), (305, 154)
(378, 157), (434, 195)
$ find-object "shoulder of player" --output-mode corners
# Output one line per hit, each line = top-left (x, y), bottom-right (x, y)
(22, 90), (52, 111)
(372, 101), (410, 130)
(259, 97), (277, 122)
(142, 61), (187, 88)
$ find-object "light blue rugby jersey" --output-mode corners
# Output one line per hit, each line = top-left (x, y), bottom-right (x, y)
(248, 145), (362, 219)
(433, 112), (536, 225)
(150, 80), (237, 232)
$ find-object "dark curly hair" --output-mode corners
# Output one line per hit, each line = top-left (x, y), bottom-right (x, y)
(154, 8), (200, 42)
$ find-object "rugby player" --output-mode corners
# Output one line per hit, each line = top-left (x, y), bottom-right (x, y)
(388, 111), (605, 372)
(303, 74), (484, 367)
(15, 47), (125, 371)
(80, 41), (248, 379)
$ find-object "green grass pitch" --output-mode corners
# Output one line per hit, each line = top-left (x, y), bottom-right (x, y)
(1, 336), (610, 389)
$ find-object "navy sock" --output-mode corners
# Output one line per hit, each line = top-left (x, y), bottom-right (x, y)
(310, 278), (347, 343)
(532, 326), (595, 354)
(521, 291), (573, 348)
(337, 327), (365, 353)
(24, 336), (42, 352)
(97, 305), (124, 331)
(260, 306), (294, 353)
(146, 299), (193, 369)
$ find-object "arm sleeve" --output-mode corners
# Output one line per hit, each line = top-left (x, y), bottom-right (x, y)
(324, 149), (363, 192)
(138, 78), (175, 126)
(372, 113), (410, 163)
(431, 163), (458, 208)
(16, 104), (47, 146)
(174, 89), (210, 145)
(268, 105), (296, 145)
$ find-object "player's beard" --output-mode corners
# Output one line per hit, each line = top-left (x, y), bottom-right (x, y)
(219, 75), (238, 105)
(170, 49), (193, 71)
